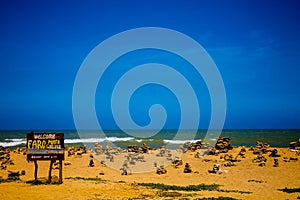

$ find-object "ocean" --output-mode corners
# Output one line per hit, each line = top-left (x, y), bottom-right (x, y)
(0, 129), (299, 148)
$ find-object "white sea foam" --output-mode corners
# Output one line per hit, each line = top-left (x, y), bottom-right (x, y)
(0, 137), (138, 147)
(208, 138), (217, 141)
(5, 138), (24, 142)
(1, 137), (186, 147)
(64, 137), (135, 144)
(163, 139), (200, 144)
(0, 139), (26, 147)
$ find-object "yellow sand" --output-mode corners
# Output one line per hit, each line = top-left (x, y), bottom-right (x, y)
(0, 147), (299, 199)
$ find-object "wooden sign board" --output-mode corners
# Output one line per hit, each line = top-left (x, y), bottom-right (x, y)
(27, 133), (65, 161)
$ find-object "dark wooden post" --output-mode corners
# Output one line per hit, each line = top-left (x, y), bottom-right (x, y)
(47, 160), (54, 183)
(34, 160), (38, 180)
(59, 159), (63, 183)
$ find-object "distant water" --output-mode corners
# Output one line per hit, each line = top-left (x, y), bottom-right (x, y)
(0, 129), (299, 148)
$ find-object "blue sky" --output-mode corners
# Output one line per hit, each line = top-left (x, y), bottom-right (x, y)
(0, 0), (299, 130)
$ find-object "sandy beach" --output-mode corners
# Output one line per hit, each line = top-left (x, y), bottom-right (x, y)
(1, 143), (300, 200)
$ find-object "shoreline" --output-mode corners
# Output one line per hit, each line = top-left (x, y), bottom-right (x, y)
(1, 129), (300, 149)
(1, 139), (300, 199)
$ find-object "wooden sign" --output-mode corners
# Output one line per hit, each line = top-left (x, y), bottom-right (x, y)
(27, 133), (65, 161)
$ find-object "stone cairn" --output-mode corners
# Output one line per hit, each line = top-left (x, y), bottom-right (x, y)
(67, 145), (87, 157)
(127, 145), (138, 153)
(88, 154), (95, 167)
(128, 143), (150, 154)
(249, 140), (272, 167)
(289, 141), (297, 149)
(156, 166), (167, 175)
(13, 147), (26, 155)
(269, 149), (280, 157)
(249, 140), (270, 154)
(273, 159), (279, 167)
(0, 146), (14, 170)
(208, 164), (220, 174)
(94, 142), (103, 155)
(120, 161), (128, 175)
(7, 170), (21, 181)
(208, 136), (233, 155)
(289, 139), (300, 152)
(283, 156), (298, 162)
(283, 139), (300, 162)
(238, 147), (247, 158)
(252, 154), (267, 166)
(183, 140), (203, 152)
(156, 146), (167, 157)
(171, 157), (183, 168)
(183, 163), (192, 173)
(221, 154), (239, 167)
(1, 146), (26, 181)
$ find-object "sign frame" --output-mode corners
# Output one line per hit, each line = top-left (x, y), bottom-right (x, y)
(26, 132), (65, 161)
(26, 132), (65, 183)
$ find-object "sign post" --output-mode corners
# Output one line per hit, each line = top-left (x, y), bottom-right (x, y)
(27, 132), (65, 183)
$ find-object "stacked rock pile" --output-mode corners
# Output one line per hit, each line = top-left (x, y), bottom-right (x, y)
(208, 136), (233, 155)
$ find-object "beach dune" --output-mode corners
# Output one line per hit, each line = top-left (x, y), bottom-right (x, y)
(0, 142), (300, 199)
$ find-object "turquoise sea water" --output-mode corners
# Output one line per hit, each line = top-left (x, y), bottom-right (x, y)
(0, 129), (299, 148)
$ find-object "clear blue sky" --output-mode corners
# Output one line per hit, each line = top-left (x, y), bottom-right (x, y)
(0, 0), (299, 130)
